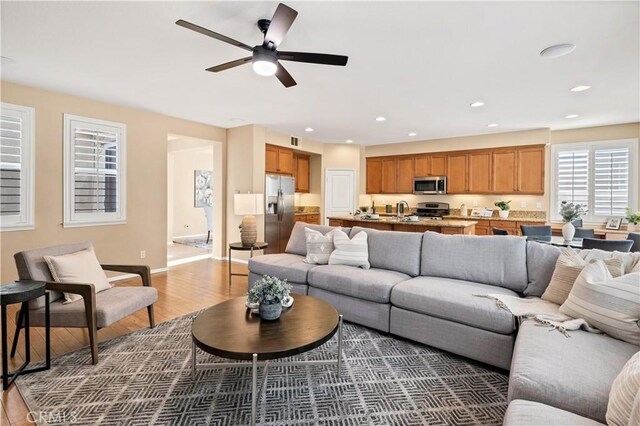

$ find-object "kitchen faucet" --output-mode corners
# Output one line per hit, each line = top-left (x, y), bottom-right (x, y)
(397, 200), (410, 218)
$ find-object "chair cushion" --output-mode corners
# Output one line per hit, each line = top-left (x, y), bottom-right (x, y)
(248, 253), (316, 283)
(508, 320), (639, 423)
(504, 400), (604, 426)
(420, 232), (528, 292)
(285, 222), (349, 256)
(328, 229), (370, 269)
(524, 241), (561, 297)
(349, 227), (423, 276)
(14, 241), (93, 309)
(24, 286), (158, 328)
(390, 276), (517, 335)
(307, 265), (409, 303)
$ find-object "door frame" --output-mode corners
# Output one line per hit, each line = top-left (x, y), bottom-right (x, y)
(324, 168), (357, 225)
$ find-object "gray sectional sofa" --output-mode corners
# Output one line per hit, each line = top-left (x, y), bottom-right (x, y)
(248, 222), (639, 425)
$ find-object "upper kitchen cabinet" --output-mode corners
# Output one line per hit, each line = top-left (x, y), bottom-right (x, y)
(381, 158), (397, 193)
(446, 153), (468, 194)
(293, 153), (310, 193)
(265, 144), (294, 175)
(396, 156), (415, 193)
(517, 146), (545, 194)
(414, 154), (446, 177)
(366, 158), (382, 194)
(431, 155), (447, 176)
(468, 151), (492, 193)
(492, 149), (517, 193)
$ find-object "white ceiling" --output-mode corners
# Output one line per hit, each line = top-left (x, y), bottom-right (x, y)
(1, 1), (638, 145)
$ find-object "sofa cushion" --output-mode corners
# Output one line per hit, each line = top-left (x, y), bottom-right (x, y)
(607, 351), (640, 426)
(508, 320), (640, 423)
(390, 276), (517, 335)
(307, 265), (409, 303)
(248, 253), (316, 284)
(349, 226), (423, 276)
(420, 232), (528, 292)
(504, 400), (605, 426)
(524, 240), (561, 297)
(285, 222), (349, 256)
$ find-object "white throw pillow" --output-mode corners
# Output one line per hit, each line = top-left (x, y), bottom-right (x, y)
(581, 249), (640, 274)
(44, 248), (112, 304)
(542, 247), (625, 305)
(328, 229), (370, 269)
(304, 227), (335, 265)
(560, 260), (640, 345)
(607, 351), (640, 426)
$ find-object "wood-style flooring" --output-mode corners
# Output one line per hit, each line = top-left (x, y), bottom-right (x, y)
(1, 258), (249, 426)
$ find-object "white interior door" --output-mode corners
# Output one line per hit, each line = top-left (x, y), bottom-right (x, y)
(324, 169), (356, 225)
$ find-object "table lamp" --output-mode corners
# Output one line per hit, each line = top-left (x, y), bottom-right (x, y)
(234, 193), (264, 246)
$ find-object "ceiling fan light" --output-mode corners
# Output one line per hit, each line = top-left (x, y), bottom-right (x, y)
(253, 59), (277, 76)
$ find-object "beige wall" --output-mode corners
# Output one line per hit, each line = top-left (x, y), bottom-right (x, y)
(0, 81), (226, 282)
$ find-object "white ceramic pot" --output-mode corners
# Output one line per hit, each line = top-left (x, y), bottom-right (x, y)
(562, 222), (575, 241)
(499, 210), (510, 219)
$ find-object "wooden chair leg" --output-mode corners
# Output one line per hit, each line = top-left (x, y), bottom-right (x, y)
(82, 291), (98, 365)
(10, 303), (26, 357)
(147, 305), (155, 328)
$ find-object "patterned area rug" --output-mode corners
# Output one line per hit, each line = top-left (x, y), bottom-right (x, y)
(172, 238), (212, 249)
(17, 311), (509, 425)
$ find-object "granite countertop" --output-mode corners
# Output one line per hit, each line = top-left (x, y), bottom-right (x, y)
(294, 212), (320, 216)
(327, 216), (478, 228)
(444, 215), (547, 223)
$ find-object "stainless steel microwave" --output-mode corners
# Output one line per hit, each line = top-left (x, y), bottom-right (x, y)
(413, 176), (447, 194)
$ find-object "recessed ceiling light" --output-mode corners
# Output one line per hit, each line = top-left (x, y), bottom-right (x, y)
(345, 139), (354, 144)
(565, 114), (579, 119)
(488, 123), (499, 128)
(408, 132), (417, 137)
(570, 85), (591, 92)
(470, 101), (485, 108)
(375, 116), (386, 122)
(540, 43), (576, 58)
(304, 127), (314, 132)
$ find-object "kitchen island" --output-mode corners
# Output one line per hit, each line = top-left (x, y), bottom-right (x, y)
(327, 216), (477, 234)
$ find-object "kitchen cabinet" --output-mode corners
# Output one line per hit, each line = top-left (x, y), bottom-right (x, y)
(396, 157), (415, 193)
(265, 144), (294, 175)
(492, 149), (517, 193)
(517, 146), (545, 194)
(468, 151), (492, 193)
(366, 158), (382, 194)
(293, 153), (310, 193)
(381, 158), (397, 193)
(295, 213), (320, 224)
(446, 153), (468, 194)
(431, 155), (447, 176)
(414, 156), (430, 177)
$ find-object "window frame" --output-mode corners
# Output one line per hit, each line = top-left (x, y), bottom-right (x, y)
(550, 139), (638, 224)
(0, 102), (35, 232)
(63, 114), (127, 227)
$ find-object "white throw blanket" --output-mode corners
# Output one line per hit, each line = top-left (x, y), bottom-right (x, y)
(476, 294), (601, 337)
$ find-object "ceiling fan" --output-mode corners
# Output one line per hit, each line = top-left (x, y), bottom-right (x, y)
(176, 3), (348, 88)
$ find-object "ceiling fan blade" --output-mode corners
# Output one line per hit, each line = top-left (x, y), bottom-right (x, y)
(176, 19), (254, 52)
(205, 57), (252, 73)
(264, 3), (298, 48)
(278, 51), (348, 66)
(275, 63), (297, 88)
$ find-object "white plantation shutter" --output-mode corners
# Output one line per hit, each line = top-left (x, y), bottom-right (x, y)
(64, 115), (126, 227)
(0, 103), (34, 230)
(552, 140), (637, 223)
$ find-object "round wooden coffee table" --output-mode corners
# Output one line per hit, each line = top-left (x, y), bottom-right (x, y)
(191, 295), (344, 426)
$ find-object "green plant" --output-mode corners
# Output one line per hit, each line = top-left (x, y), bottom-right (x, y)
(559, 201), (587, 223)
(494, 200), (511, 211)
(247, 275), (291, 305)
(625, 208), (640, 225)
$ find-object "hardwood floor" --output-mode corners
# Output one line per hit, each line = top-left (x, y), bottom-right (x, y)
(1, 258), (249, 425)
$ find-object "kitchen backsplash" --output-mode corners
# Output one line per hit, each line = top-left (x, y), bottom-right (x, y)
(449, 209), (547, 220)
(295, 205), (320, 213)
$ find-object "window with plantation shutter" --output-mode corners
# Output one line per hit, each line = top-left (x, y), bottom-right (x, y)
(551, 139), (638, 224)
(64, 114), (126, 227)
(0, 103), (34, 231)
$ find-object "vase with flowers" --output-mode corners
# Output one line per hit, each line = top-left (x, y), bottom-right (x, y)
(247, 275), (292, 320)
(559, 201), (587, 241)
(625, 208), (640, 232)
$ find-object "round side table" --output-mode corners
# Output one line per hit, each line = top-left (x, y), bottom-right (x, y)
(228, 242), (268, 285)
(1, 281), (51, 390)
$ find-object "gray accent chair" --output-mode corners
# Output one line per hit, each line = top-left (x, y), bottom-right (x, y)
(581, 238), (634, 252)
(628, 232), (640, 252)
(12, 242), (158, 364)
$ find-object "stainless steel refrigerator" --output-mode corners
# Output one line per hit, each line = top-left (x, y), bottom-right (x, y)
(264, 174), (295, 254)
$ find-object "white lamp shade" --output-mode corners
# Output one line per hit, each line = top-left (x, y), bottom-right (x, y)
(234, 193), (264, 216)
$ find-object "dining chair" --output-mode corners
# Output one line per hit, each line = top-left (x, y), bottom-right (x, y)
(581, 238), (634, 252)
(574, 228), (595, 239)
(520, 225), (552, 240)
(492, 228), (509, 235)
(627, 232), (640, 252)
(571, 219), (583, 227)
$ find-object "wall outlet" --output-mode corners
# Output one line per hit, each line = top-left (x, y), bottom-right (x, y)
(520, 201), (527, 208)
(472, 201), (478, 207)
(140, 250), (146, 259)
(536, 202), (543, 209)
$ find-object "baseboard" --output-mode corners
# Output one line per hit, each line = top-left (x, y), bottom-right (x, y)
(108, 267), (169, 283)
(167, 254), (213, 267)
(172, 233), (208, 241)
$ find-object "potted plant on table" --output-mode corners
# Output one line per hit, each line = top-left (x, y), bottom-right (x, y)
(626, 208), (640, 232)
(494, 200), (511, 219)
(247, 275), (292, 320)
(559, 201), (587, 241)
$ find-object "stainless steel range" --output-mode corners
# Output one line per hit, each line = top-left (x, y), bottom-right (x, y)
(415, 202), (449, 219)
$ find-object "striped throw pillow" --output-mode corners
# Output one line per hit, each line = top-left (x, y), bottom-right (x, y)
(304, 227), (334, 265)
(560, 260), (640, 345)
(328, 229), (370, 269)
(542, 247), (625, 305)
(606, 351), (640, 426)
